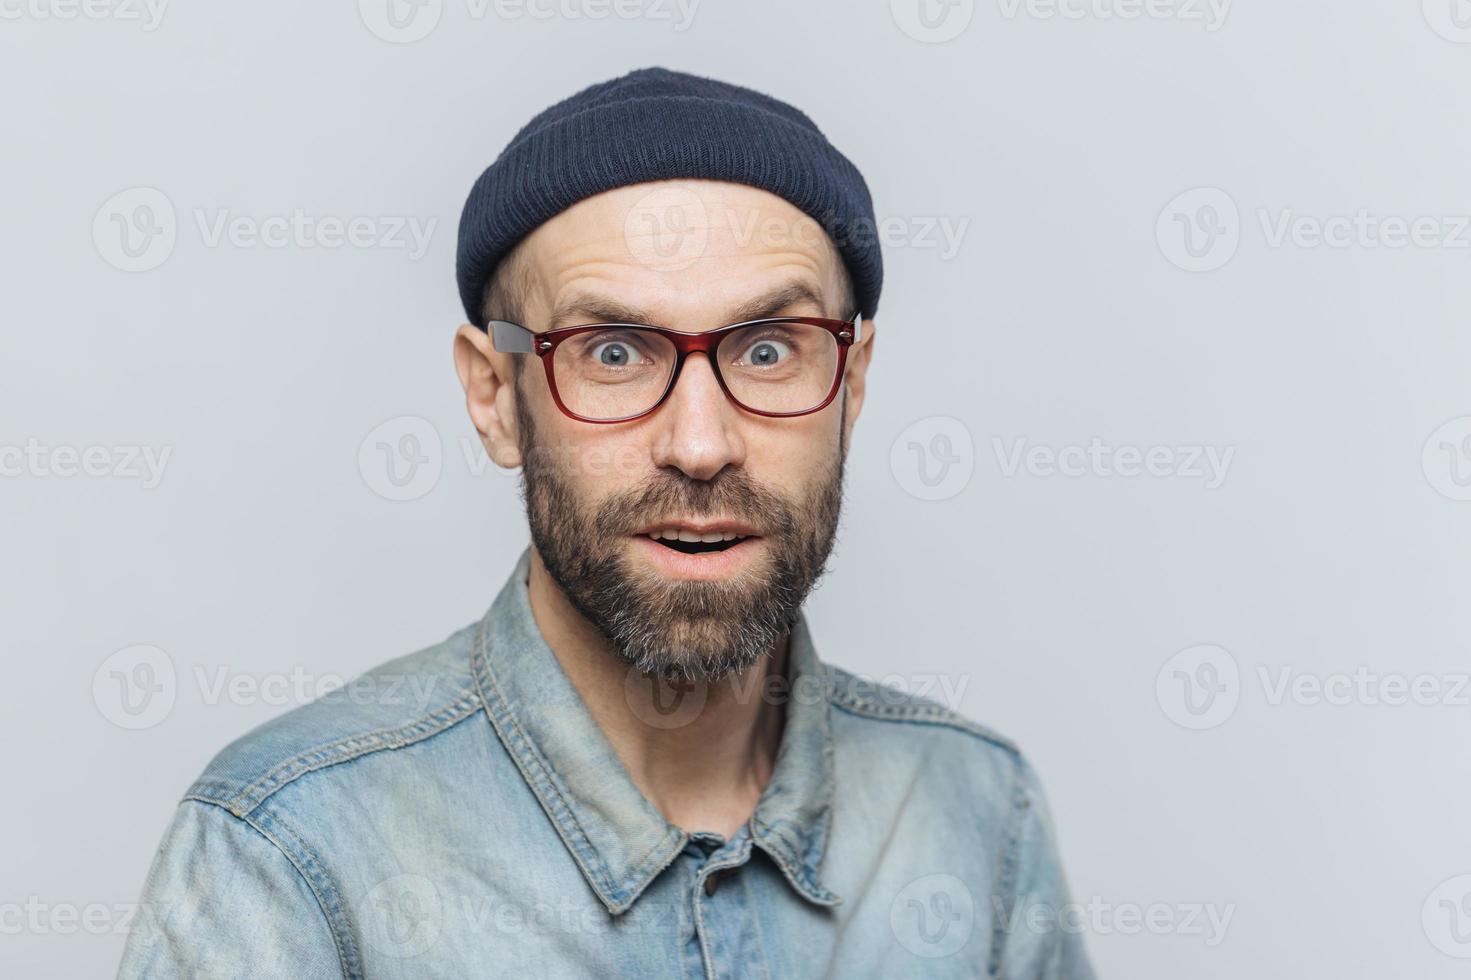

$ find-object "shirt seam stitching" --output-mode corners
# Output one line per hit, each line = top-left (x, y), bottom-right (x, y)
(219, 686), (482, 817)
(178, 797), (357, 980)
(472, 616), (618, 902)
(471, 612), (686, 912)
(990, 755), (1030, 978)
(825, 692), (1022, 756)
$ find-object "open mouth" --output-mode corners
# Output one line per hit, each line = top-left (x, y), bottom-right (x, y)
(641, 529), (755, 555)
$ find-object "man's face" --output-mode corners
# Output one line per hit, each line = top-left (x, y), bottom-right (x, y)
(458, 180), (875, 681)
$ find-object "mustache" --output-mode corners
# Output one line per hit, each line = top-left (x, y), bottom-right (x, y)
(593, 468), (799, 538)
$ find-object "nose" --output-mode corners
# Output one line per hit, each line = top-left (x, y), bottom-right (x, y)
(648, 353), (747, 481)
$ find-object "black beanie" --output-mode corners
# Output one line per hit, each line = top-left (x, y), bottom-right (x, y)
(455, 67), (882, 327)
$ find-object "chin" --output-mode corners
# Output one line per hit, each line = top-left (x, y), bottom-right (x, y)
(612, 614), (775, 683)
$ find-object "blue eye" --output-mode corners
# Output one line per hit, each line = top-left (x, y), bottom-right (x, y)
(591, 341), (634, 366)
(743, 339), (791, 366)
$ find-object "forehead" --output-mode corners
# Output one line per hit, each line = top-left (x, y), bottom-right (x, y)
(512, 180), (848, 330)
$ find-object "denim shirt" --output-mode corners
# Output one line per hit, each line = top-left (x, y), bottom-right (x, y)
(118, 550), (1094, 979)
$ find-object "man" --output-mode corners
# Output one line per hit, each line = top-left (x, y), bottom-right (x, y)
(118, 68), (1094, 979)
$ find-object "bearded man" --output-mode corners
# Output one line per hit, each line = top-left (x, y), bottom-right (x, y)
(118, 67), (1094, 980)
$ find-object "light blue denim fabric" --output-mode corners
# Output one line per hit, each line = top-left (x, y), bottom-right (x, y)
(118, 550), (1094, 979)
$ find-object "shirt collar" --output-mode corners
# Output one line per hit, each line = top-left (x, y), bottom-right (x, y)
(470, 548), (841, 914)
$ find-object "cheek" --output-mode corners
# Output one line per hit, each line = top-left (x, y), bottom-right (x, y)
(742, 414), (842, 492)
(519, 374), (633, 478)
(539, 420), (660, 498)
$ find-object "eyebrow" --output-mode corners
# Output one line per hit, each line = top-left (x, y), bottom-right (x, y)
(546, 279), (836, 331)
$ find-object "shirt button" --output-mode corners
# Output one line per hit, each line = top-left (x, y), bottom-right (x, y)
(704, 871), (724, 897)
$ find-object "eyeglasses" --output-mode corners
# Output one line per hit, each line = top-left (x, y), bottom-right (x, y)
(486, 315), (861, 424)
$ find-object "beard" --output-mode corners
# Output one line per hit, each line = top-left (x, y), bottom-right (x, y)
(516, 387), (846, 682)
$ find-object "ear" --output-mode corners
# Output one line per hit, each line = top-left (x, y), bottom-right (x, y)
(841, 319), (876, 440)
(453, 324), (524, 469)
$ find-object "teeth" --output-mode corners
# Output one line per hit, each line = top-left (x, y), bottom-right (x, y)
(648, 528), (747, 542)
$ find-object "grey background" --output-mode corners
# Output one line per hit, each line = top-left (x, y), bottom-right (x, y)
(3, 1), (1469, 977)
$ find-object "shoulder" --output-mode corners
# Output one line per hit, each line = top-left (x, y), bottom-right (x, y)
(185, 621), (486, 819)
(822, 662), (1046, 805)
(823, 662), (1021, 756)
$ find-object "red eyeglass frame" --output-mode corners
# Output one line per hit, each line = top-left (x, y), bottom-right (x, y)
(485, 315), (861, 424)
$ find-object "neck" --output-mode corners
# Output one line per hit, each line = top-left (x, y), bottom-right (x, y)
(525, 548), (787, 840)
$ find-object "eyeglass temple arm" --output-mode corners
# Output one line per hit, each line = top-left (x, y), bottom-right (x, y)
(487, 319), (537, 354)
